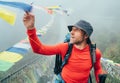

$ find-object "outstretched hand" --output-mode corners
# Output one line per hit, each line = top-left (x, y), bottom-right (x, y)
(23, 12), (35, 30)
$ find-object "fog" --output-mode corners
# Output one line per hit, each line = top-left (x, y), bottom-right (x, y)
(0, 0), (120, 82)
(1, 0), (120, 51)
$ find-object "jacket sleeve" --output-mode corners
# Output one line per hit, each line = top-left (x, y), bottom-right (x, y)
(27, 28), (62, 55)
(94, 48), (103, 83)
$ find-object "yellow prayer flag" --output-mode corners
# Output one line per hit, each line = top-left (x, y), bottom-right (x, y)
(0, 7), (16, 25)
(0, 51), (23, 62)
(46, 6), (60, 9)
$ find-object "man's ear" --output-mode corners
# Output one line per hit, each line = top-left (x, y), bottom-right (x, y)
(85, 34), (89, 39)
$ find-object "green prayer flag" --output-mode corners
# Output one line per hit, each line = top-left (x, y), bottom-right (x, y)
(0, 60), (14, 71)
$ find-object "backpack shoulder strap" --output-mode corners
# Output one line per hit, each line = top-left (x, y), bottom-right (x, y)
(61, 43), (73, 69)
(88, 43), (96, 83)
(89, 43), (96, 67)
(54, 54), (62, 74)
(54, 43), (73, 75)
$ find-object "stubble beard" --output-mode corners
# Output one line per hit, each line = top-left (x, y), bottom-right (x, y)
(70, 37), (85, 45)
(74, 39), (85, 45)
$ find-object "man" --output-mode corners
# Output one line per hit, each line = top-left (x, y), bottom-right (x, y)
(23, 12), (103, 83)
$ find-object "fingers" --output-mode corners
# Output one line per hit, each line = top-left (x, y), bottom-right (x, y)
(23, 14), (28, 21)
(25, 11), (29, 15)
(23, 12), (35, 29)
(23, 11), (35, 25)
(24, 12), (34, 19)
(23, 12), (31, 21)
(24, 12), (29, 18)
(24, 11), (34, 16)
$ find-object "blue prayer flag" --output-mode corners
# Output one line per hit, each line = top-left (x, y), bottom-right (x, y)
(0, 1), (32, 12)
(6, 47), (28, 55)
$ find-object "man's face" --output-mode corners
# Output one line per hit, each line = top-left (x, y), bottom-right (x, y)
(70, 26), (88, 45)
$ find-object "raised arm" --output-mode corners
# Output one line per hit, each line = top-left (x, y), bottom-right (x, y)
(23, 12), (67, 56)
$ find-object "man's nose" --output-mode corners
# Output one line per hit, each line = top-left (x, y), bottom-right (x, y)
(70, 30), (74, 35)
